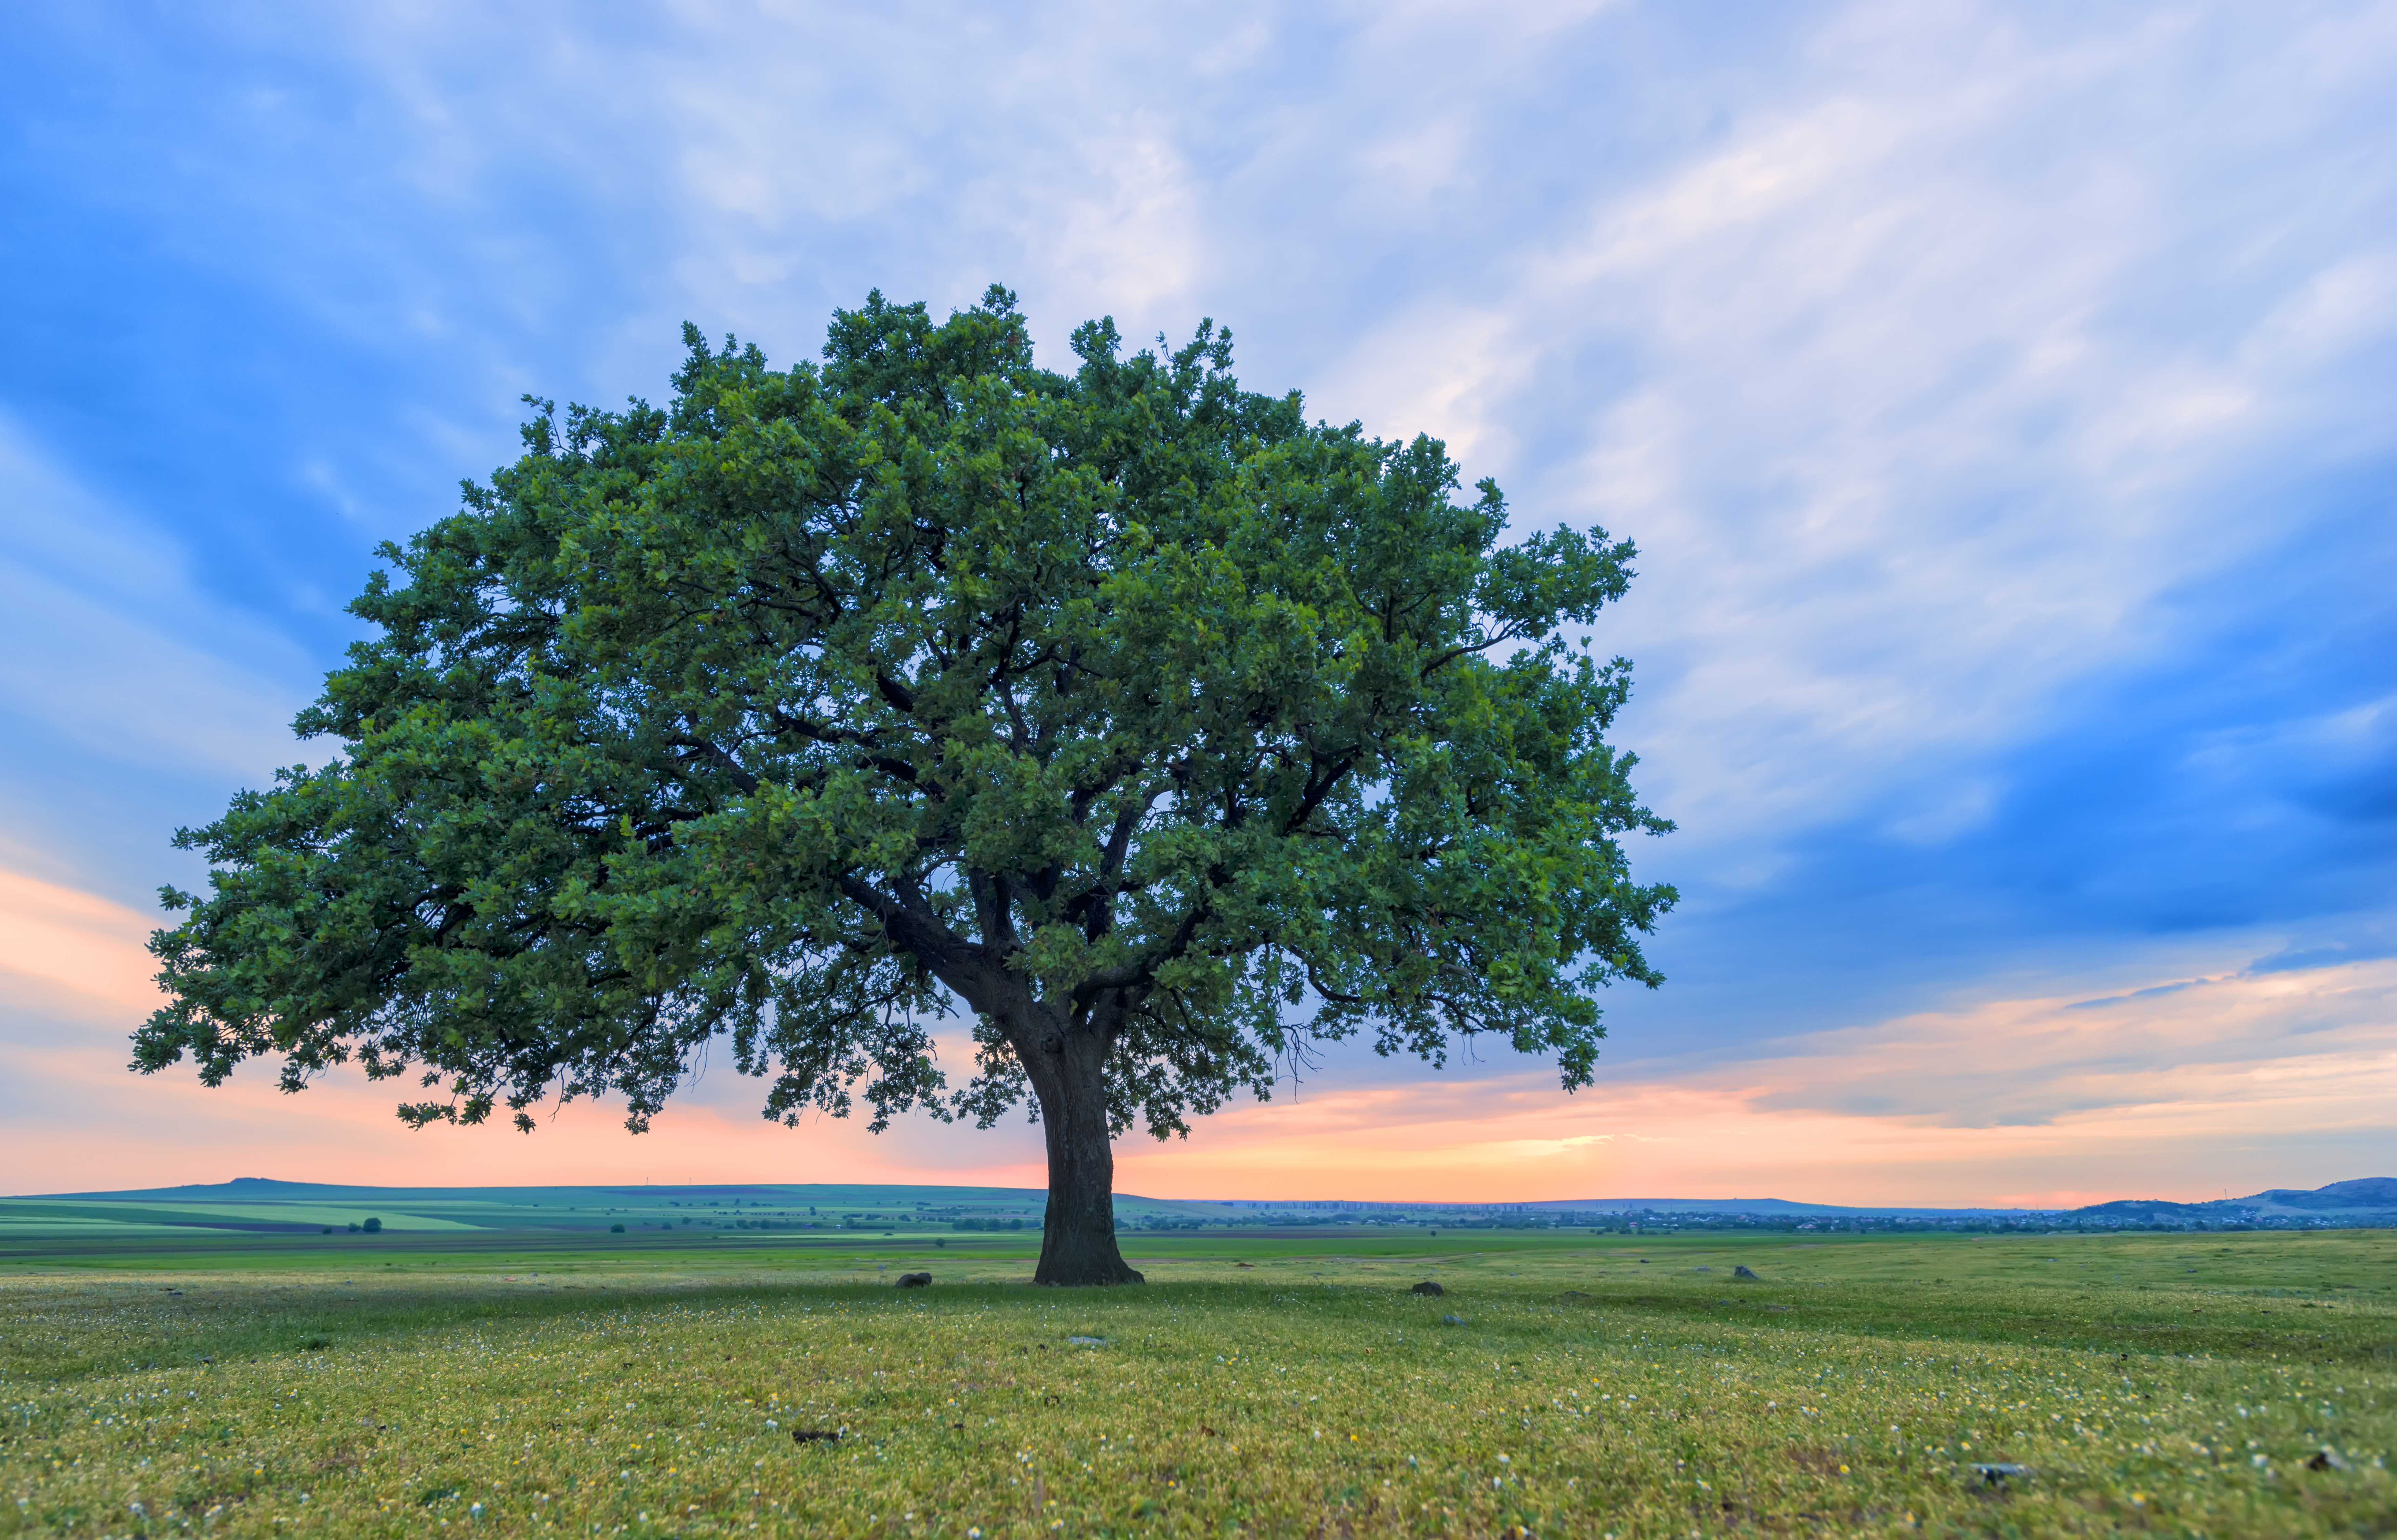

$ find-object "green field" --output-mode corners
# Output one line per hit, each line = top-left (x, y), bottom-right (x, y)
(2, 1228), (2391, 1537)
(0, 1181), (1071, 1254)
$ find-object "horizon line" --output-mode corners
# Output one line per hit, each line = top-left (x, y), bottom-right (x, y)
(13, 1173), (2379, 1212)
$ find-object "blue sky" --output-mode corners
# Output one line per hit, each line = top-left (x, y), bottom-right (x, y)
(2, 2), (2392, 1202)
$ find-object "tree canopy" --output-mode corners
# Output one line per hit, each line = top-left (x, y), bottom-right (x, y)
(140, 287), (1675, 1284)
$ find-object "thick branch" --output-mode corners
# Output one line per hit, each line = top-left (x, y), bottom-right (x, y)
(836, 873), (1000, 1011)
(758, 708), (923, 787)
(1063, 787), (1163, 943)
(665, 734), (761, 795)
(1283, 751), (1357, 836)
(1416, 620), (1531, 679)
(968, 869), (1020, 952)
(1071, 880), (1216, 1004)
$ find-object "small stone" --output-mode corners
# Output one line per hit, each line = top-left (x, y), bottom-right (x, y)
(1733, 1265), (1760, 1280)
(895, 1272), (932, 1288)
(1411, 1281), (1444, 1297)
(1066, 1335), (1104, 1347)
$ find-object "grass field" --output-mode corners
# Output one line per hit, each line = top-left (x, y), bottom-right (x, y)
(2, 1228), (2391, 1537)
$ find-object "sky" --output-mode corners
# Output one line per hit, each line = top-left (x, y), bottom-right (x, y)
(2, 1), (2393, 1206)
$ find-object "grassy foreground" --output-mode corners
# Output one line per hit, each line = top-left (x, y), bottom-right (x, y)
(1, 1230), (2391, 1537)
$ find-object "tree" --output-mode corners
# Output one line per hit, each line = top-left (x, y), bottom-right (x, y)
(138, 287), (1676, 1286)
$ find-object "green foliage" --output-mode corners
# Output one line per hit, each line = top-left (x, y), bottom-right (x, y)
(138, 286), (1673, 1147)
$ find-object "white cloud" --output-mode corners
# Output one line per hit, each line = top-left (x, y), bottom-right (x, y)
(1450, 6), (2397, 853)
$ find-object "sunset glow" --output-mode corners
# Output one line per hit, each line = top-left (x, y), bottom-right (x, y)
(6, 858), (2385, 1206)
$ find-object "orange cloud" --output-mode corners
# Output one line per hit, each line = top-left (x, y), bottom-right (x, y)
(1114, 959), (2397, 1207)
(0, 867), (168, 1018)
(0, 865), (1049, 1193)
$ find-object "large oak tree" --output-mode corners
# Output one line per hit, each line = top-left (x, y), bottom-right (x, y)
(140, 288), (1675, 1285)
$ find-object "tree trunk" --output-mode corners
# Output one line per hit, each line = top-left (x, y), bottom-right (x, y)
(1027, 1022), (1143, 1287)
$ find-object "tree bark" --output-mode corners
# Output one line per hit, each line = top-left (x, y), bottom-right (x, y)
(1025, 1018), (1144, 1287)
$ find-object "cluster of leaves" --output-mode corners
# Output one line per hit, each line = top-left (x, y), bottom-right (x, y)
(139, 286), (1673, 1142)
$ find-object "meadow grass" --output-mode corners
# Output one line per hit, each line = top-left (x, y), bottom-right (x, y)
(1, 1230), (2391, 1537)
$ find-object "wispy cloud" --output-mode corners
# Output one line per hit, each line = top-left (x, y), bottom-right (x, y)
(1308, 5), (2397, 863)
(0, 420), (314, 897)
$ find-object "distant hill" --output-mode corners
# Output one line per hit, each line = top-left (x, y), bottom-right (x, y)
(2066, 1198), (2215, 1219)
(2065, 1177), (2397, 1222)
(2241, 1177), (2397, 1210)
(17, 1175), (1087, 1216)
